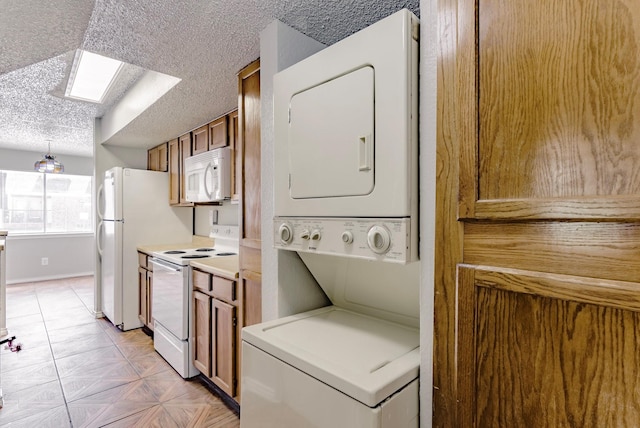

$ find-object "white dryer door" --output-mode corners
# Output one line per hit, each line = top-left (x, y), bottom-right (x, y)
(288, 66), (374, 199)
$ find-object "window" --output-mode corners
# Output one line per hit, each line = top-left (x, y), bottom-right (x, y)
(0, 170), (92, 234)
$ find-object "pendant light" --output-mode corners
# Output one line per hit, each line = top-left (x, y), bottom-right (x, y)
(34, 141), (64, 174)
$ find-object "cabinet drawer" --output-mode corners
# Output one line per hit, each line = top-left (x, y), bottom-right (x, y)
(211, 276), (235, 303)
(193, 269), (211, 292)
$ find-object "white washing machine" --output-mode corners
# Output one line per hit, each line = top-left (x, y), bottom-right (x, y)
(242, 9), (420, 428)
(242, 306), (419, 427)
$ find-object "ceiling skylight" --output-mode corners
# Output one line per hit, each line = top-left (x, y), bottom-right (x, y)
(65, 50), (123, 103)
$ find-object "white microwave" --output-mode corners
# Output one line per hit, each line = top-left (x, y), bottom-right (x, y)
(184, 147), (231, 203)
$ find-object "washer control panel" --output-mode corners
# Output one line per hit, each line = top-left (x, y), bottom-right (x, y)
(274, 217), (413, 263)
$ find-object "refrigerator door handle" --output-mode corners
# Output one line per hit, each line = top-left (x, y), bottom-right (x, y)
(96, 220), (104, 258)
(97, 184), (105, 221)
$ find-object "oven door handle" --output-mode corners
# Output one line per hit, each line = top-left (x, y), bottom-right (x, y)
(149, 258), (183, 272)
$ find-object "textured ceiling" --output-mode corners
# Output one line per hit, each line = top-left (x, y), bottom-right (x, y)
(0, 0), (419, 158)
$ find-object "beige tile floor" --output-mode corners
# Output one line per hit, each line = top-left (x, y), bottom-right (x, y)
(0, 276), (240, 427)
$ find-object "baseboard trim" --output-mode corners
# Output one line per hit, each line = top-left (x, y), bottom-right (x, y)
(7, 272), (94, 285)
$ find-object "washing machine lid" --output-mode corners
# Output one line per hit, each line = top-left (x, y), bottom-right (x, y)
(242, 305), (420, 407)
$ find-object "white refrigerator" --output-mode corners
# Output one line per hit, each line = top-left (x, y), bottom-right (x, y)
(98, 167), (193, 331)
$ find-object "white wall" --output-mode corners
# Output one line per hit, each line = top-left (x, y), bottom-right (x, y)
(194, 203), (238, 236)
(260, 21), (331, 322)
(5, 234), (93, 283)
(0, 147), (95, 283)
(0, 147), (93, 175)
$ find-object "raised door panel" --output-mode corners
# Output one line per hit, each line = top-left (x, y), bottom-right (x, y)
(468, 0), (640, 220)
(211, 298), (236, 397)
(147, 271), (153, 330)
(168, 139), (180, 205)
(192, 125), (209, 155)
(193, 291), (212, 376)
(457, 265), (640, 427)
(209, 116), (228, 150)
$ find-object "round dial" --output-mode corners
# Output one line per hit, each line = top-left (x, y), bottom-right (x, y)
(310, 230), (322, 241)
(278, 223), (293, 244)
(341, 231), (354, 244)
(367, 225), (392, 254)
(300, 229), (311, 240)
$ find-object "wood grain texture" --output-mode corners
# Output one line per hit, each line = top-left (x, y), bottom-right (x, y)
(475, 286), (640, 427)
(432, 0), (466, 425)
(192, 125), (209, 155)
(473, 265), (640, 313)
(211, 299), (236, 397)
(208, 115), (228, 150)
(464, 221), (640, 282)
(228, 110), (239, 202)
(472, 196), (640, 221)
(193, 291), (212, 376)
(479, 0), (640, 200)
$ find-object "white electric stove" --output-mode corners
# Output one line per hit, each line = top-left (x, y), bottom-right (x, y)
(150, 225), (238, 378)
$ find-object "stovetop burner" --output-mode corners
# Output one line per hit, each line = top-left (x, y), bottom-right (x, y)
(181, 254), (212, 259)
(195, 248), (215, 252)
(164, 250), (186, 254)
(215, 252), (237, 256)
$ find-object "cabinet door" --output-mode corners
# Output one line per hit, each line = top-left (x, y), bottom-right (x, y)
(157, 142), (168, 172)
(138, 266), (147, 325)
(179, 133), (192, 205)
(168, 138), (180, 205)
(192, 125), (209, 155)
(209, 116), (228, 150)
(211, 298), (236, 397)
(146, 271), (153, 330)
(228, 110), (239, 202)
(147, 147), (160, 171)
(193, 291), (212, 376)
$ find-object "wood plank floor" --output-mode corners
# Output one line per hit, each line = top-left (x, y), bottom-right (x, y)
(0, 276), (240, 427)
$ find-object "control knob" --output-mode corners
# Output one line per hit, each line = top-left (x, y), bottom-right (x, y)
(341, 231), (354, 244)
(278, 223), (293, 244)
(367, 225), (391, 254)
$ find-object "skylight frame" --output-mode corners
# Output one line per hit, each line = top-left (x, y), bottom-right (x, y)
(65, 50), (124, 104)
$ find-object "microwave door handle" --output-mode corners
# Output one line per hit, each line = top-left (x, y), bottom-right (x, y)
(203, 163), (213, 199)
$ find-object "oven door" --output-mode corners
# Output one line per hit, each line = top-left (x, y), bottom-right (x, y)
(150, 258), (189, 340)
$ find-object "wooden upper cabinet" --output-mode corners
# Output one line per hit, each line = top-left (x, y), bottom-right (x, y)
(209, 115), (228, 150)
(168, 138), (180, 205)
(179, 133), (193, 205)
(148, 142), (168, 172)
(192, 125), (209, 156)
(228, 109), (239, 202)
(469, 0), (640, 220)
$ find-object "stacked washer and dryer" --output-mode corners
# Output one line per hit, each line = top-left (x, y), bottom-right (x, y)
(241, 10), (421, 428)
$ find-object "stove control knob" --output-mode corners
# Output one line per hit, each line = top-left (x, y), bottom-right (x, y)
(341, 231), (354, 244)
(310, 230), (321, 241)
(367, 225), (391, 254)
(300, 229), (311, 240)
(278, 223), (293, 245)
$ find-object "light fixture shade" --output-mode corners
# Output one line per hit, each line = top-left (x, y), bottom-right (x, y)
(34, 143), (64, 173)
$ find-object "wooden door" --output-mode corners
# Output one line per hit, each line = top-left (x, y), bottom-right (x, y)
(192, 125), (209, 155)
(209, 116), (228, 150)
(193, 291), (212, 376)
(146, 271), (153, 330)
(211, 298), (236, 397)
(147, 147), (159, 171)
(157, 142), (168, 172)
(434, 1), (640, 426)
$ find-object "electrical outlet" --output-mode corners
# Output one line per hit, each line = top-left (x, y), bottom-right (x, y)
(41, 257), (48, 266)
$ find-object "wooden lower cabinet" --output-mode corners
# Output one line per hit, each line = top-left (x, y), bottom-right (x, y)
(137, 252), (153, 330)
(192, 269), (238, 399)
